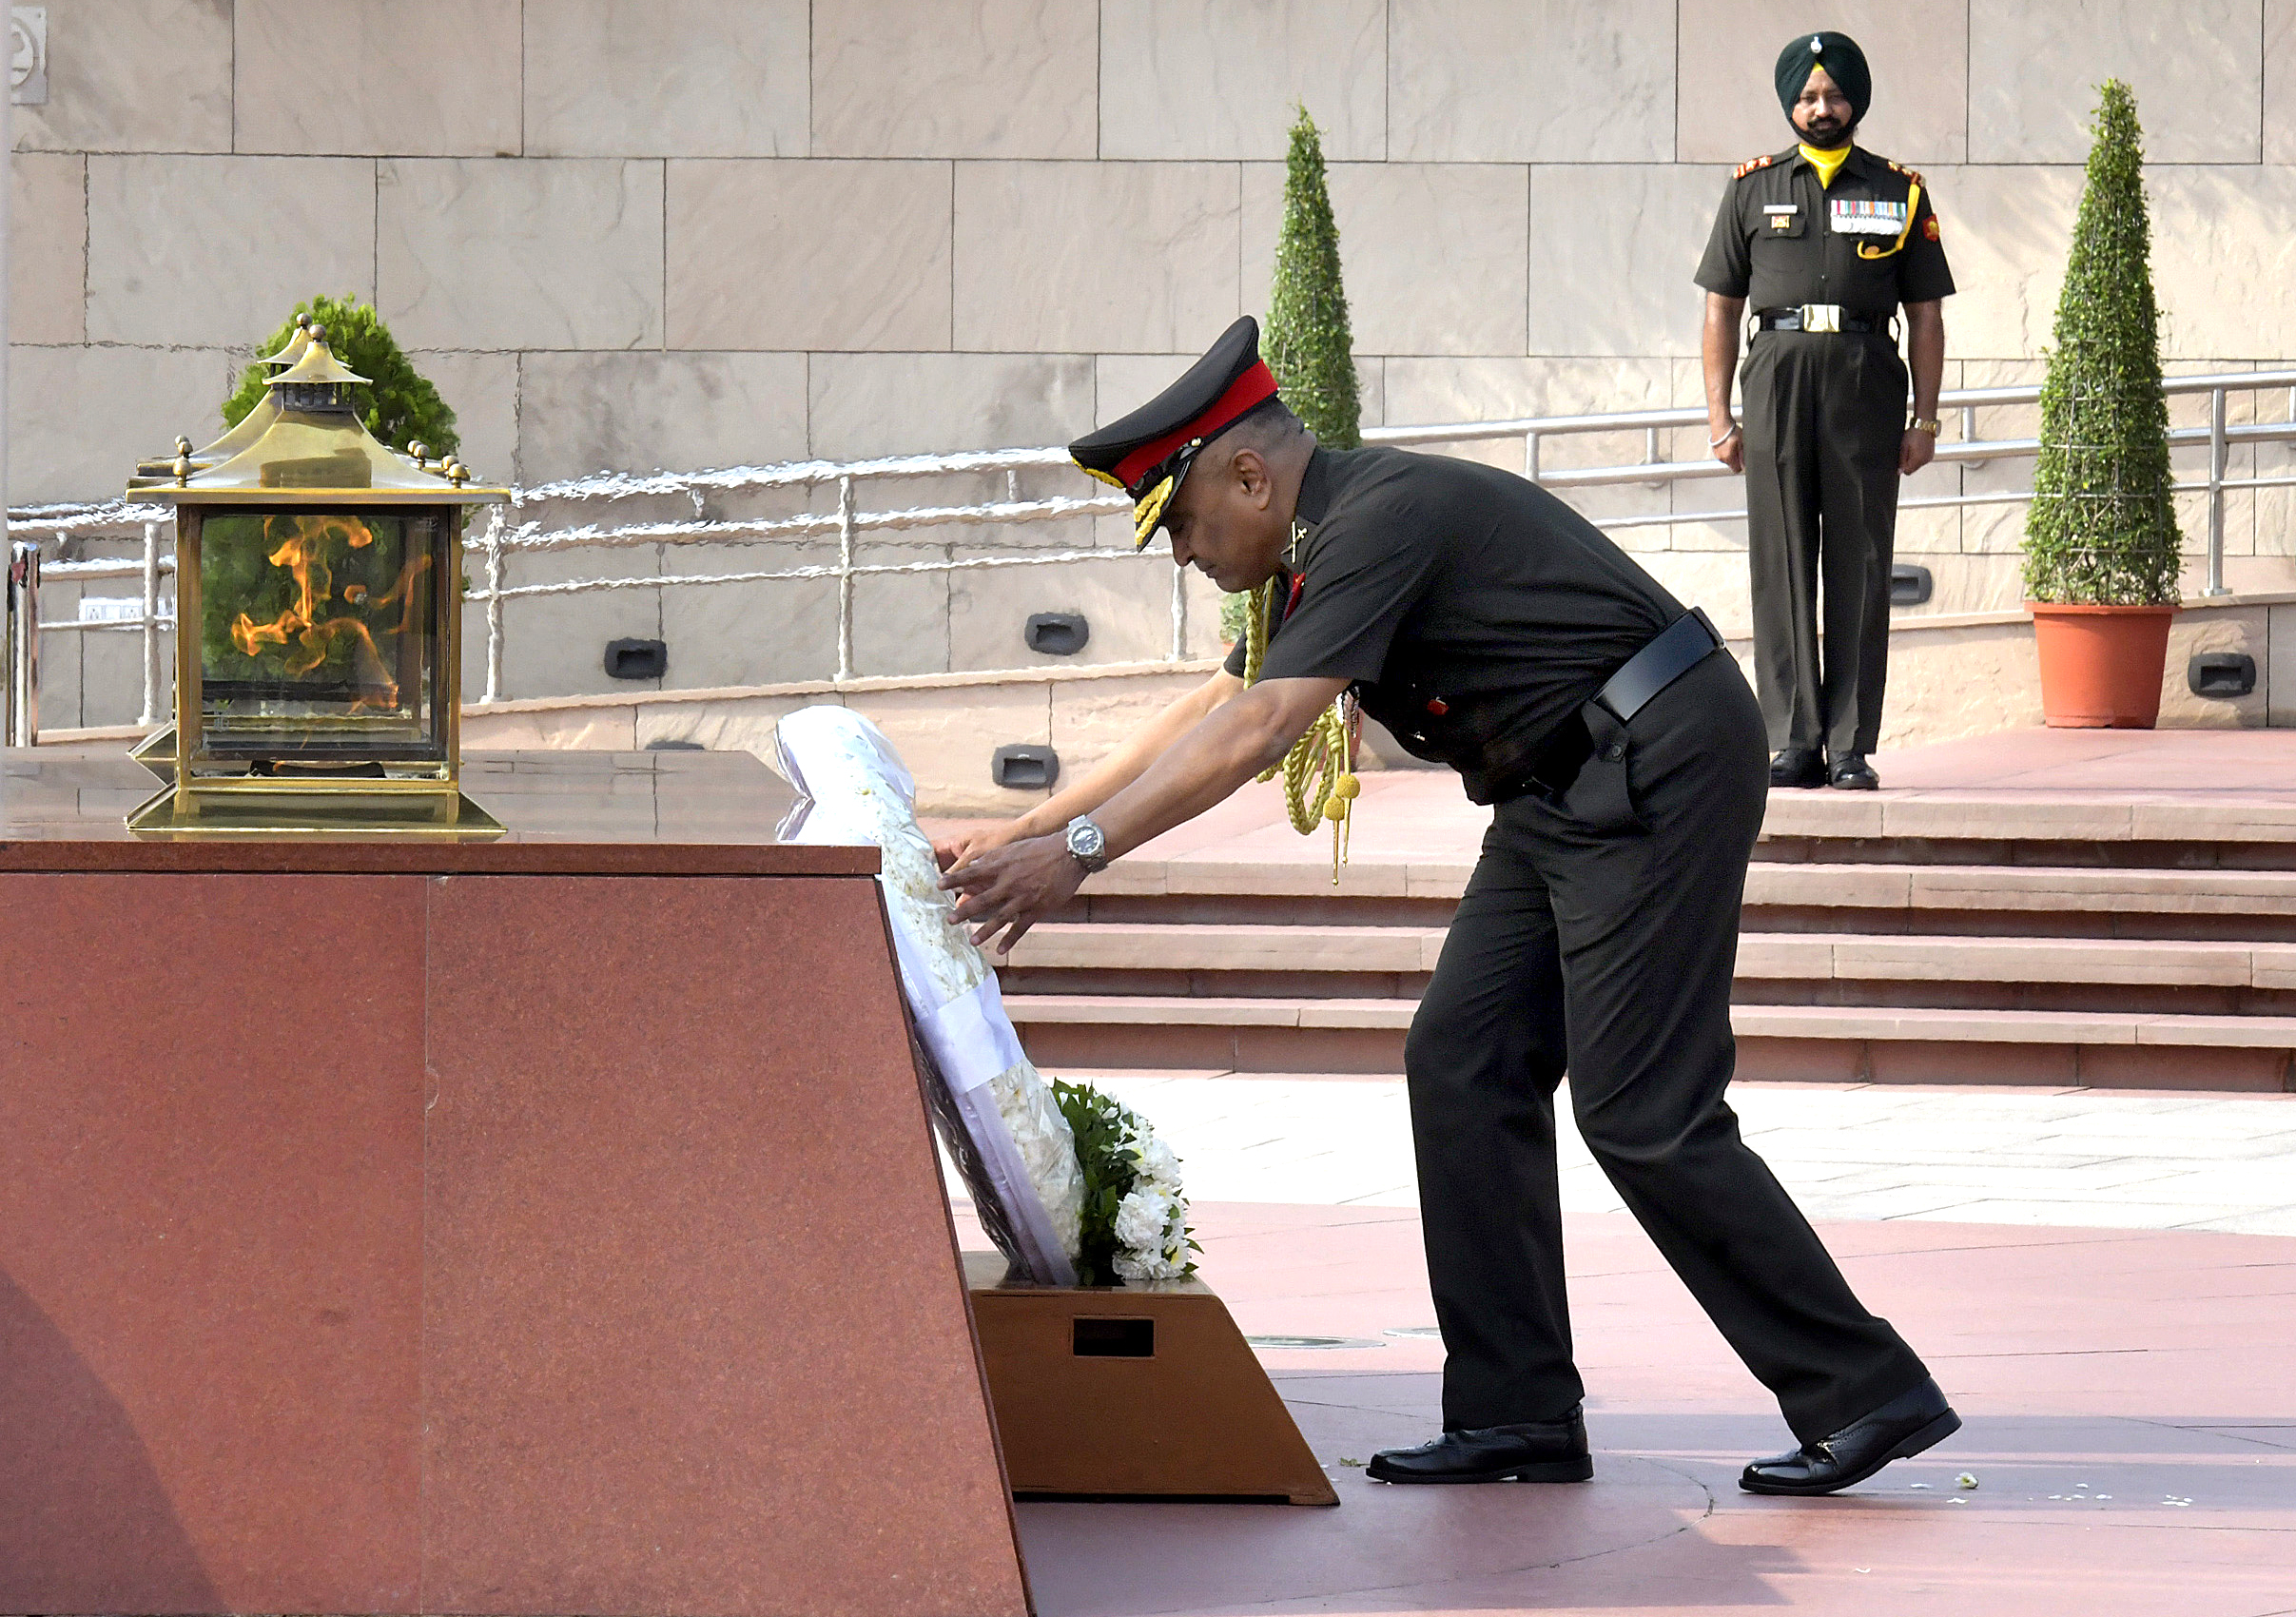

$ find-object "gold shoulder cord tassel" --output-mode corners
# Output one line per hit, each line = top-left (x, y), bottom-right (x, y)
(1241, 578), (1360, 884)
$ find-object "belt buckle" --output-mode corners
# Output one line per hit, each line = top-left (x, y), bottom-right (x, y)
(1801, 303), (1840, 334)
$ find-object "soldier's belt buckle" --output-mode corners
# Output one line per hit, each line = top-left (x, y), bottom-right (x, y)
(1801, 303), (1842, 334)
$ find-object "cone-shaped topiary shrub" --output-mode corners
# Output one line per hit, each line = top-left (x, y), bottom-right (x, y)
(1265, 104), (1361, 453)
(1225, 105), (1361, 639)
(2023, 80), (2181, 605)
(222, 294), (460, 462)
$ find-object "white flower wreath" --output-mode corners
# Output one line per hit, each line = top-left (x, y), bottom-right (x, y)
(1053, 1079), (1197, 1284)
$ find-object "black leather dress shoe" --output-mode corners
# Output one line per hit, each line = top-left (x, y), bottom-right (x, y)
(1770, 749), (1827, 789)
(1367, 1409), (1592, 1484)
(1828, 752), (1880, 790)
(1740, 1376), (1960, 1496)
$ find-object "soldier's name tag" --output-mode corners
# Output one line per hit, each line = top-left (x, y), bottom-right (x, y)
(1764, 204), (1799, 231)
(1829, 199), (1908, 236)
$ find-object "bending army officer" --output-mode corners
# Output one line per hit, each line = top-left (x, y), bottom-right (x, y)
(940, 317), (1961, 1495)
(1698, 30), (1955, 791)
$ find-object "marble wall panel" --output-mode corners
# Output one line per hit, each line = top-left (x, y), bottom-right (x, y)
(1388, 0), (1675, 164)
(1525, 164), (1724, 360)
(2267, 0), (2296, 162)
(954, 163), (1240, 353)
(948, 550), (1181, 671)
(14, 0), (231, 154)
(814, 0), (1098, 159)
(12, 154), (85, 345)
(1971, 1), (2265, 164)
(850, 546), (958, 677)
(2149, 167), (2296, 360)
(86, 156), (375, 347)
(9, 343), (235, 505)
(404, 351), (520, 489)
(234, 0), (522, 157)
(377, 159), (664, 351)
(1241, 162), (1527, 357)
(1918, 165), (2084, 360)
(1050, 667), (1222, 778)
(516, 352), (808, 485)
(666, 161), (952, 353)
(1099, 0), (1387, 161)
(846, 680), (1054, 815)
(492, 542), (662, 701)
(525, 1), (809, 158)
(1675, 0), (1970, 166)
(657, 542), (841, 689)
(1094, 354), (1383, 429)
(808, 352), (1095, 460)
(633, 695), (812, 759)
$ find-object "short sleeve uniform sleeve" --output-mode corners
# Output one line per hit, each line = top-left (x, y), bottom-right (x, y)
(1254, 516), (1444, 688)
(1221, 633), (1248, 677)
(1896, 183), (1955, 303)
(1694, 182), (1751, 299)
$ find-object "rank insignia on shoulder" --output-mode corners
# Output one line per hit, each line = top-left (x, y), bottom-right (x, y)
(1887, 159), (1926, 186)
(1734, 152), (1777, 180)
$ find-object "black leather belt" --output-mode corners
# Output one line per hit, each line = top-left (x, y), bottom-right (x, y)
(1515, 609), (1726, 799)
(1594, 608), (1725, 723)
(1756, 306), (1887, 334)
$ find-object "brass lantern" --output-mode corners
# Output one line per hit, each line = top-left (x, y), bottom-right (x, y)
(125, 327), (506, 837)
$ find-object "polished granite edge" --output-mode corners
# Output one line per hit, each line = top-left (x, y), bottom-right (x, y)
(1, 748), (882, 877)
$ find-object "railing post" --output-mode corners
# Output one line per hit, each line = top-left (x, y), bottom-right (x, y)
(1525, 431), (1541, 483)
(835, 474), (856, 682)
(139, 519), (162, 727)
(6, 540), (39, 748)
(1169, 565), (1186, 662)
(481, 506), (505, 705)
(2207, 385), (2230, 596)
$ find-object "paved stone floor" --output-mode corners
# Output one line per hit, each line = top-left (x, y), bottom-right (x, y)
(1060, 1073), (2296, 1238)
(971, 1077), (2296, 1615)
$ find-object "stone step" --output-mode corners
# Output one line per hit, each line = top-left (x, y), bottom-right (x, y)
(1756, 790), (2296, 847)
(1080, 859), (2296, 912)
(1742, 862), (2296, 917)
(1004, 994), (2296, 1091)
(1005, 923), (2296, 989)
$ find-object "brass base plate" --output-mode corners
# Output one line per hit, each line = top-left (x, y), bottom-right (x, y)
(126, 783), (507, 839)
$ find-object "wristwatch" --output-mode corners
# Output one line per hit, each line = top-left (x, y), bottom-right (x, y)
(1064, 814), (1111, 873)
(1909, 417), (1942, 437)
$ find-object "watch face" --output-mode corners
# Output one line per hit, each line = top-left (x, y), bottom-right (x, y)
(1068, 819), (1106, 859)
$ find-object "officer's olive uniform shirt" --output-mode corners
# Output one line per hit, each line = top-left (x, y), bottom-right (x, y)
(1694, 146), (1955, 313)
(1220, 446), (1679, 802)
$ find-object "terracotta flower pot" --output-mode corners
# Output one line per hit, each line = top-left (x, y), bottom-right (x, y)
(2026, 602), (2177, 729)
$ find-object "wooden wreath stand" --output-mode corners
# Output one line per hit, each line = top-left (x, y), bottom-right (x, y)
(964, 1253), (1338, 1506)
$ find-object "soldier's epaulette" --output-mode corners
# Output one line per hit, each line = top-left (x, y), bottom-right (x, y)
(1733, 152), (1777, 181)
(1887, 159), (1925, 186)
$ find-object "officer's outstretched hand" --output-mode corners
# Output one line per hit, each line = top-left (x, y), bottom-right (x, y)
(941, 833), (1085, 957)
(1898, 428), (1936, 477)
(1712, 426), (1744, 475)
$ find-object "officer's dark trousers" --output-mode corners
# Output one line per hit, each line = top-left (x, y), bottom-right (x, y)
(1741, 329), (1906, 757)
(1403, 654), (1929, 1445)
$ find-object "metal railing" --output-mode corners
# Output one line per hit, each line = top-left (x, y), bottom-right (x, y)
(8, 367), (2296, 743)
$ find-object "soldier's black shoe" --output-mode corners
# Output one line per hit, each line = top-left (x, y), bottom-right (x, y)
(1770, 749), (1827, 789)
(1367, 1409), (1592, 1484)
(1828, 752), (1880, 790)
(1739, 1377), (1960, 1496)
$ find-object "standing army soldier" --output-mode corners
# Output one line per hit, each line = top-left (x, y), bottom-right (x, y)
(942, 318), (1959, 1494)
(1698, 31), (1955, 790)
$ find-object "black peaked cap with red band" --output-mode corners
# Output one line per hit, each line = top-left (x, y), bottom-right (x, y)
(1070, 315), (1282, 550)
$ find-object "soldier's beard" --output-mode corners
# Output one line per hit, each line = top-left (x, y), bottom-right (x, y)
(1794, 115), (1855, 149)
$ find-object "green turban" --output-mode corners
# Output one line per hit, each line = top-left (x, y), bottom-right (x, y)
(1775, 30), (1871, 125)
